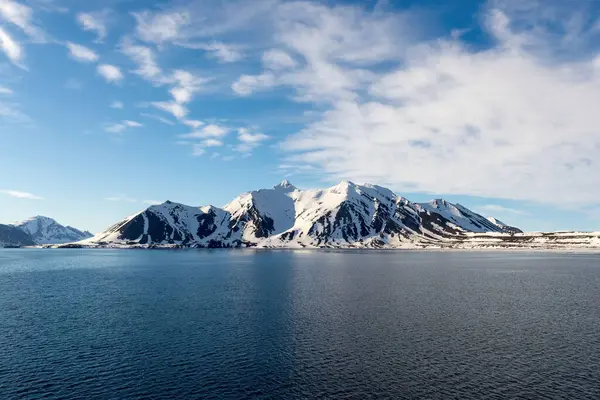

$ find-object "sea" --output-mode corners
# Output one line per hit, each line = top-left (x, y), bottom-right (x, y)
(1, 249), (599, 399)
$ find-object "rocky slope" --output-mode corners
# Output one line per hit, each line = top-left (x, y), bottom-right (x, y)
(73, 180), (524, 249)
(0, 224), (36, 247)
(486, 217), (523, 234)
(12, 216), (93, 245)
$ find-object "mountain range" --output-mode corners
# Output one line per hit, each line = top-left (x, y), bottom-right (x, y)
(64, 180), (537, 249)
(0, 216), (92, 248)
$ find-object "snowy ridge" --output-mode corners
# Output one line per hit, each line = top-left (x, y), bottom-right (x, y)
(65, 180), (534, 249)
(487, 217), (523, 234)
(11, 216), (92, 245)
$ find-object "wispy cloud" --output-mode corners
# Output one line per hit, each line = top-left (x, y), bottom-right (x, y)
(110, 100), (124, 109)
(76, 10), (109, 42)
(151, 70), (210, 120)
(123, 120), (142, 128)
(232, 73), (274, 96)
(479, 205), (528, 216)
(182, 41), (244, 63)
(0, 101), (30, 123)
(133, 10), (190, 45)
(201, 0), (600, 207)
(180, 123), (229, 139)
(105, 194), (137, 203)
(131, 0), (276, 44)
(182, 119), (203, 128)
(152, 101), (187, 119)
(236, 127), (270, 153)
(262, 49), (296, 70)
(0, 26), (23, 65)
(143, 200), (162, 205)
(192, 144), (205, 156)
(0, 85), (12, 95)
(105, 120), (142, 133)
(97, 64), (123, 83)
(202, 138), (223, 147)
(105, 123), (126, 133)
(1, 189), (42, 199)
(120, 38), (166, 84)
(0, 0), (44, 41)
(66, 42), (99, 63)
(140, 112), (176, 126)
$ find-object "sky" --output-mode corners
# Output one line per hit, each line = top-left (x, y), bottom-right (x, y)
(1, 0), (600, 234)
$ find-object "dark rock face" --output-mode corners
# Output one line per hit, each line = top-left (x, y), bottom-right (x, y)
(229, 204), (275, 239)
(418, 211), (463, 237)
(197, 212), (217, 239)
(119, 214), (145, 241)
(502, 225), (523, 234)
(0, 224), (35, 247)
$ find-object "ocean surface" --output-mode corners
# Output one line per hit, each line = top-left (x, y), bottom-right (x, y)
(1, 249), (599, 399)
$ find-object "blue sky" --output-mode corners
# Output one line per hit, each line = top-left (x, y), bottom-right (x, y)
(1, 0), (600, 233)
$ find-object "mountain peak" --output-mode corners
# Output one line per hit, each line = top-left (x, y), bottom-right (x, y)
(23, 215), (56, 223)
(274, 179), (296, 191)
(11, 216), (92, 245)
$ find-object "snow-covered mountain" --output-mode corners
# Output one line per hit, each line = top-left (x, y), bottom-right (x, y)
(75, 181), (521, 249)
(12, 216), (93, 245)
(0, 224), (36, 247)
(486, 217), (522, 234)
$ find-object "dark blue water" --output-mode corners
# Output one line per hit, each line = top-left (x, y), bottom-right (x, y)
(1, 250), (599, 399)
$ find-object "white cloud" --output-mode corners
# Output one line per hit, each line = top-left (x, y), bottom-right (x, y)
(192, 144), (205, 156)
(151, 70), (209, 120)
(231, 1), (407, 101)
(141, 112), (176, 126)
(105, 194), (137, 203)
(238, 127), (269, 143)
(182, 119), (203, 128)
(123, 120), (142, 128)
(202, 138), (223, 147)
(232, 73), (274, 96)
(196, 0), (597, 207)
(1, 189), (42, 199)
(0, 101), (30, 123)
(105, 123), (126, 133)
(132, 0), (277, 44)
(479, 204), (528, 215)
(152, 101), (187, 119)
(262, 49), (296, 70)
(76, 10), (109, 42)
(133, 10), (190, 44)
(66, 42), (99, 63)
(180, 123), (229, 139)
(0, 26), (22, 64)
(106, 120), (143, 133)
(143, 199), (162, 205)
(0, 0), (43, 41)
(0, 86), (12, 95)
(189, 41), (243, 63)
(97, 64), (123, 83)
(110, 100), (124, 109)
(120, 38), (166, 84)
(235, 127), (269, 154)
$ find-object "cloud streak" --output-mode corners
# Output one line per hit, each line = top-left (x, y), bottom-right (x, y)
(97, 64), (123, 83)
(76, 10), (109, 42)
(66, 42), (99, 63)
(1, 189), (43, 199)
